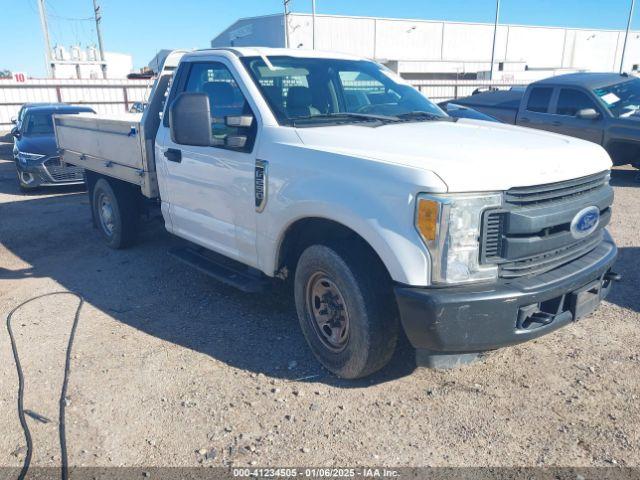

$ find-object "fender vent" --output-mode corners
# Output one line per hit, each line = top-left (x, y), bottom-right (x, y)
(255, 159), (268, 212)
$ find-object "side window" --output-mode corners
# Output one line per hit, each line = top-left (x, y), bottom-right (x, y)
(526, 87), (553, 113)
(556, 89), (598, 117)
(182, 62), (257, 152)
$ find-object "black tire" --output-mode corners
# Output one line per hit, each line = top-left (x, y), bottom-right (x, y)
(91, 178), (140, 249)
(294, 243), (398, 379)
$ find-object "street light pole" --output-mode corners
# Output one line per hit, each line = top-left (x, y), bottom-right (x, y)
(489, 0), (501, 81)
(283, 0), (291, 48)
(36, 0), (53, 77)
(620, 0), (636, 74)
(312, 0), (316, 50)
(92, 0), (108, 79)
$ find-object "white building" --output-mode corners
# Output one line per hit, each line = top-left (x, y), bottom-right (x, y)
(50, 45), (133, 79)
(211, 13), (640, 81)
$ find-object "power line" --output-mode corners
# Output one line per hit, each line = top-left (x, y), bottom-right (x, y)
(49, 14), (94, 21)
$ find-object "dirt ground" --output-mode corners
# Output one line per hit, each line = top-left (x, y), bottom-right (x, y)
(0, 134), (639, 470)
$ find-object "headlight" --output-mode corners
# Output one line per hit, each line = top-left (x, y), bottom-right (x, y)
(416, 193), (502, 285)
(17, 152), (45, 166)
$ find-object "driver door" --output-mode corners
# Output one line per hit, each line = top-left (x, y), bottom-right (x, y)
(548, 88), (605, 144)
(159, 59), (260, 267)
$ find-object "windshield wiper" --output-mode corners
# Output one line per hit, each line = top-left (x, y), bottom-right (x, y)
(291, 112), (400, 127)
(395, 111), (452, 122)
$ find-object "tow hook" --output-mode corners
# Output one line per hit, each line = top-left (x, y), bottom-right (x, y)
(604, 271), (622, 282)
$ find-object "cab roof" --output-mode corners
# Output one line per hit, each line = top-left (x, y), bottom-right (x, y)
(25, 104), (95, 114)
(184, 47), (365, 62)
(535, 72), (633, 89)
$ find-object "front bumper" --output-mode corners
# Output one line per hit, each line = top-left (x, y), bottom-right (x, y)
(395, 234), (618, 353)
(16, 157), (85, 187)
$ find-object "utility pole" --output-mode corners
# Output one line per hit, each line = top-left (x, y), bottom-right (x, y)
(283, 0), (291, 48)
(620, 0), (636, 74)
(36, 0), (54, 77)
(312, 0), (316, 49)
(489, 0), (501, 81)
(93, 0), (108, 79)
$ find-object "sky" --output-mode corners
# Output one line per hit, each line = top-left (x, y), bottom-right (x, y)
(1, 0), (639, 77)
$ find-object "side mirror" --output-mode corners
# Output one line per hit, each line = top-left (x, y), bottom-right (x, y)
(10, 127), (20, 138)
(226, 115), (254, 128)
(169, 92), (212, 146)
(10, 116), (17, 125)
(576, 108), (600, 120)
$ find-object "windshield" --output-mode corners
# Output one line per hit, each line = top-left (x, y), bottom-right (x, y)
(240, 56), (447, 126)
(24, 112), (54, 135)
(594, 78), (640, 118)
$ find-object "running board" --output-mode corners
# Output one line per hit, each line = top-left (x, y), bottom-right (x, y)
(168, 247), (270, 293)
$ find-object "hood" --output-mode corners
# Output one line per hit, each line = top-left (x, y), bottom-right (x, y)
(16, 134), (58, 157)
(294, 119), (612, 192)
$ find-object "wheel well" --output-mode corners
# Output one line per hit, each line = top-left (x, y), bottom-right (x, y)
(606, 140), (640, 166)
(85, 172), (143, 206)
(277, 218), (391, 283)
(85, 171), (144, 220)
(84, 170), (99, 194)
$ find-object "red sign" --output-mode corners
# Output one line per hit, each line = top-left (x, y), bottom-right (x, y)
(14, 72), (26, 82)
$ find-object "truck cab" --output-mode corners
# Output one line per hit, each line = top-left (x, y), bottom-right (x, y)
(453, 73), (640, 169)
(55, 48), (619, 379)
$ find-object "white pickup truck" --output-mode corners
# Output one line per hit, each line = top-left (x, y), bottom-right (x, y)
(54, 48), (619, 379)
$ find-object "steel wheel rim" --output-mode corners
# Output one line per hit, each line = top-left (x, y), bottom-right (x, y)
(98, 193), (115, 237)
(305, 272), (350, 352)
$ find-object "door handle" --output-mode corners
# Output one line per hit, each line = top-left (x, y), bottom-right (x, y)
(164, 148), (182, 163)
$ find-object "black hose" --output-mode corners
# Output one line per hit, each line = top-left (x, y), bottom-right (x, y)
(6, 291), (84, 480)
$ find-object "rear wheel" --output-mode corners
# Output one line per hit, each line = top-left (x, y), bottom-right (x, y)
(294, 243), (398, 379)
(91, 178), (140, 249)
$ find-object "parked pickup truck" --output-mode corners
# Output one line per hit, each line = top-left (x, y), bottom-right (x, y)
(450, 72), (640, 169)
(54, 48), (619, 379)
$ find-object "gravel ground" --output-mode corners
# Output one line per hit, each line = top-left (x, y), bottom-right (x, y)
(0, 135), (639, 469)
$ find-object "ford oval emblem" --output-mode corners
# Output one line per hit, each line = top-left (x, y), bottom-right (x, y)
(570, 206), (600, 239)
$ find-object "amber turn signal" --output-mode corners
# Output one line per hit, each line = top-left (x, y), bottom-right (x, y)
(416, 198), (440, 242)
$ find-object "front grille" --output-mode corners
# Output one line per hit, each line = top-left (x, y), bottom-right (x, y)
(481, 171), (612, 280)
(504, 171), (609, 207)
(499, 233), (603, 279)
(43, 157), (84, 183)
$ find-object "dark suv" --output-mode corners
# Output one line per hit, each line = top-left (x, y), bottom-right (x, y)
(11, 104), (95, 190)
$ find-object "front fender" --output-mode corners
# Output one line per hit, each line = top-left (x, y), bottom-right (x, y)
(256, 145), (447, 286)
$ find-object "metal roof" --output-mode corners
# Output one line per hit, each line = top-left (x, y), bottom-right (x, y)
(219, 12), (640, 35)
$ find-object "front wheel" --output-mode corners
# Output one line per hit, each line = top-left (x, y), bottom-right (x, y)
(16, 171), (37, 193)
(91, 178), (140, 249)
(294, 244), (398, 379)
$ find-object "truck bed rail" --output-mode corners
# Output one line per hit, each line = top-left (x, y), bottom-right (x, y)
(54, 112), (159, 198)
